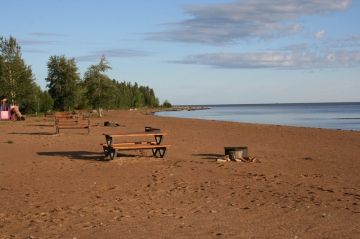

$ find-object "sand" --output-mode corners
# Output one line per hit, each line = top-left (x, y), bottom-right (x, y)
(0, 110), (359, 238)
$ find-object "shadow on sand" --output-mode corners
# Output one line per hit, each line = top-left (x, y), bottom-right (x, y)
(192, 153), (223, 161)
(26, 124), (54, 127)
(9, 132), (55, 136)
(37, 151), (106, 161)
(37, 151), (153, 161)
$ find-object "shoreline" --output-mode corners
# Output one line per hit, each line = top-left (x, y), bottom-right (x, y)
(154, 111), (360, 133)
(1, 110), (360, 238)
(173, 101), (360, 107)
(154, 103), (360, 132)
(149, 105), (210, 114)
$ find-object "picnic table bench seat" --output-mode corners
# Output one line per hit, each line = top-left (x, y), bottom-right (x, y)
(55, 117), (90, 134)
(50, 112), (77, 118)
(102, 143), (170, 160)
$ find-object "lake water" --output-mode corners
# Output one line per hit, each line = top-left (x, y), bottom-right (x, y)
(156, 102), (360, 131)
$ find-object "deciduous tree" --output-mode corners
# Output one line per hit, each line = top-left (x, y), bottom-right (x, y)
(45, 55), (81, 111)
(83, 56), (114, 116)
(0, 36), (36, 110)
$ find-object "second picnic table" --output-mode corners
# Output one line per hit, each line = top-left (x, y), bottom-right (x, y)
(102, 132), (170, 160)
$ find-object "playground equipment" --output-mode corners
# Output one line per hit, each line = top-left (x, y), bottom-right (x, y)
(0, 97), (25, 121)
(0, 105), (25, 120)
(0, 97), (10, 120)
(0, 109), (10, 120)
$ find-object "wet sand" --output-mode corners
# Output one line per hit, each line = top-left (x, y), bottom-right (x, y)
(0, 110), (360, 238)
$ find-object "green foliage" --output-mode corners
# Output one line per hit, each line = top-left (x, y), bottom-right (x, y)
(162, 100), (172, 108)
(1, 36), (162, 115)
(82, 56), (159, 111)
(83, 57), (114, 111)
(0, 36), (38, 113)
(108, 80), (159, 109)
(38, 90), (54, 113)
(45, 55), (81, 111)
(75, 82), (89, 109)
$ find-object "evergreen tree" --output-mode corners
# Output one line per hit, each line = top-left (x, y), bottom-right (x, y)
(162, 100), (172, 108)
(45, 55), (81, 111)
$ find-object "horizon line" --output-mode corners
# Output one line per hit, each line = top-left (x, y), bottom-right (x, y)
(175, 101), (360, 107)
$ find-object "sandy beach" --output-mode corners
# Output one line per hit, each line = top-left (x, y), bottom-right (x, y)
(1, 110), (360, 238)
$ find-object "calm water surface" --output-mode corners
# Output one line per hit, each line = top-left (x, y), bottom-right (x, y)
(156, 103), (360, 131)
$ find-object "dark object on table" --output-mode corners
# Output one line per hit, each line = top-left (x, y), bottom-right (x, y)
(145, 126), (161, 132)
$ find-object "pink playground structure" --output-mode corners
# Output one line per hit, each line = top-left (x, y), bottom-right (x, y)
(0, 97), (24, 121)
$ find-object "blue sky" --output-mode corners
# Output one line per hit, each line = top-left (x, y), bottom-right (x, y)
(1, 0), (359, 104)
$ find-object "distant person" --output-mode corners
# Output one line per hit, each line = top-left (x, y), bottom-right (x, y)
(0, 96), (11, 120)
(10, 104), (25, 120)
(0, 96), (8, 111)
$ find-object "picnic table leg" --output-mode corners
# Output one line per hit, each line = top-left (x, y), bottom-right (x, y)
(55, 119), (59, 134)
(102, 145), (110, 159)
(103, 145), (117, 160)
(154, 135), (163, 144)
(109, 148), (117, 160)
(151, 148), (157, 157)
(87, 118), (90, 134)
(152, 148), (167, 158)
(105, 135), (113, 146)
(159, 148), (166, 158)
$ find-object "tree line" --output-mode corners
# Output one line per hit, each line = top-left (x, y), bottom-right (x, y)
(0, 36), (167, 115)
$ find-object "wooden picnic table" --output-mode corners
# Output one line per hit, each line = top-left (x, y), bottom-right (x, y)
(102, 132), (170, 160)
(55, 115), (90, 134)
(103, 132), (167, 146)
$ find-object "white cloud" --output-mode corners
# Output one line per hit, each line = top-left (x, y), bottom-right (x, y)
(30, 32), (68, 37)
(149, 0), (351, 44)
(22, 48), (48, 54)
(315, 30), (326, 39)
(326, 34), (360, 49)
(172, 33), (360, 69)
(75, 48), (149, 62)
(18, 39), (55, 45)
(173, 50), (360, 69)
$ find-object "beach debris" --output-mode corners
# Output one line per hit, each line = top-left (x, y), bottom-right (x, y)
(217, 155), (258, 163)
(251, 157), (260, 163)
(104, 121), (123, 127)
(216, 155), (230, 162)
(303, 156), (314, 160)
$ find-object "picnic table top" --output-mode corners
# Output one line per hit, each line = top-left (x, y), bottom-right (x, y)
(103, 132), (167, 137)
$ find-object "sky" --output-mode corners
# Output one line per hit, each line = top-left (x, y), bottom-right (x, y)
(1, 0), (360, 105)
